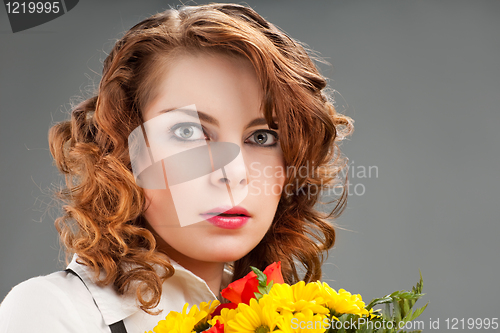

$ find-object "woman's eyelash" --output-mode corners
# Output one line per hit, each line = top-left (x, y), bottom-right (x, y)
(246, 129), (279, 147)
(169, 122), (208, 141)
(167, 124), (279, 147)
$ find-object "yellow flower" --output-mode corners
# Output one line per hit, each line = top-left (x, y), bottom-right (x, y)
(150, 300), (220, 333)
(278, 309), (328, 333)
(267, 281), (329, 315)
(199, 300), (221, 317)
(150, 310), (196, 333)
(209, 306), (238, 326)
(315, 282), (369, 317)
(225, 296), (282, 333)
(194, 300), (220, 331)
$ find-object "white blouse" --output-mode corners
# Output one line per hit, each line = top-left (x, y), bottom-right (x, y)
(0, 254), (230, 332)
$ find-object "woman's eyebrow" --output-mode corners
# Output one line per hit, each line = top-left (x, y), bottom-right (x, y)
(158, 108), (277, 129)
(159, 108), (220, 127)
(244, 117), (278, 130)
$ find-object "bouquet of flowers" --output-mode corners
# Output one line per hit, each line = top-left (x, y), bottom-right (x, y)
(147, 262), (427, 333)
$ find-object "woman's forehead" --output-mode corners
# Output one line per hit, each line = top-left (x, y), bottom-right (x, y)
(142, 52), (263, 123)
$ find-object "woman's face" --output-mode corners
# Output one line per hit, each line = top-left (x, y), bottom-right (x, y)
(139, 52), (285, 265)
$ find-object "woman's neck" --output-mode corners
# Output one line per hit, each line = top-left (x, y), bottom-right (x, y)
(173, 257), (226, 297)
(149, 225), (225, 297)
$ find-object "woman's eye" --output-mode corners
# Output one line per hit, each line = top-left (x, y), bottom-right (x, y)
(172, 123), (206, 141)
(247, 130), (278, 146)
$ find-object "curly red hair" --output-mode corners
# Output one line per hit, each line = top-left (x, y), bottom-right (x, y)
(49, 3), (354, 313)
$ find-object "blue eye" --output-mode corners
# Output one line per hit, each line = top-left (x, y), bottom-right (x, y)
(247, 130), (279, 147)
(171, 123), (207, 141)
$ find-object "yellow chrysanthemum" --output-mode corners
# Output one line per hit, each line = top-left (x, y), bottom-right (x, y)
(194, 300), (220, 331)
(199, 300), (221, 317)
(209, 306), (238, 326)
(315, 282), (369, 317)
(149, 300), (220, 333)
(268, 281), (329, 315)
(149, 310), (196, 333)
(225, 296), (282, 333)
(278, 309), (328, 333)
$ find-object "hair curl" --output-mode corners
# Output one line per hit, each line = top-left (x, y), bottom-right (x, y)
(49, 3), (354, 314)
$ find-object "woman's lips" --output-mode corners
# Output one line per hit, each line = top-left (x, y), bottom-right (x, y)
(201, 206), (250, 229)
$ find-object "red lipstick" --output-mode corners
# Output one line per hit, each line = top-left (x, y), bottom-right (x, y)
(201, 206), (250, 229)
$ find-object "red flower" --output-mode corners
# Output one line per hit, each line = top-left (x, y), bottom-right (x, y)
(263, 261), (284, 285)
(221, 270), (259, 304)
(206, 320), (224, 333)
(220, 261), (284, 305)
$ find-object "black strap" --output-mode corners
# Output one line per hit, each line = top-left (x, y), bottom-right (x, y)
(65, 268), (128, 333)
(109, 321), (128, 333)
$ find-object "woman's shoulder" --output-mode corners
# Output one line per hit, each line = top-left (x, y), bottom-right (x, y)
(0, 270), (106, 332)
(1, 270), (84, 306)
(3, 270), (69, 294)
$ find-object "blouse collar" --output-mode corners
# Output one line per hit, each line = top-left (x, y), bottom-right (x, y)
(67, 254), (231, 326)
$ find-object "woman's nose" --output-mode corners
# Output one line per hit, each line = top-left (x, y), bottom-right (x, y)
(208, 141), (248, 190)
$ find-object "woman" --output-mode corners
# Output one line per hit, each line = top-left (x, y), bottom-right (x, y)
(0, 3), (353, 332)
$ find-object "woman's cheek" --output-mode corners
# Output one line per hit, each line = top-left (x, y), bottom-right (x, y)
(143, 188), (180, 228)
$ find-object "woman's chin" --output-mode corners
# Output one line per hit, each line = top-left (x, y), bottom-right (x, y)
(196, 247), (251, 264)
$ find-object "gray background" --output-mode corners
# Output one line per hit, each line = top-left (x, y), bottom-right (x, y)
(1, 0), (499, 331)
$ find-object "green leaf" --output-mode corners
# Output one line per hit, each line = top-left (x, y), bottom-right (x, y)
(403, 299), (411, 318)
(250, 266), (268, 287)
(413, 271), (423, 294)
(267, 280), (274, 289)
(393, 299), (402, 325)
(257, 285), (267, 295)
(366, 295), (393, 310)
(409, 303), (428, 321)
(401, 308), (415, 327)
(383, 303), (391, 320)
